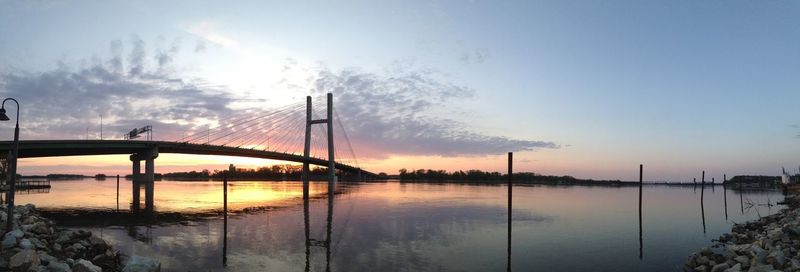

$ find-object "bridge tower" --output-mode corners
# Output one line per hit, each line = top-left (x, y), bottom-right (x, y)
(302, 93), (335, 200)
(302, 93), (336, 269)
(130, 146), (158, 211)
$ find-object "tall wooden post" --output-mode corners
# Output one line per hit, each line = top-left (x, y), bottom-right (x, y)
(739, 178), (744, 214)
(223, 174), (228, 266)
(701, 171), (706, 234)
(723, 174), (728, 220)
(116, 175), (120, 212)
(507, 152), (512, 272)
(635, 164), (642, 259)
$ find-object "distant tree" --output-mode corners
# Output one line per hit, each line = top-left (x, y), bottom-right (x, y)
(398, 168), (408, 179)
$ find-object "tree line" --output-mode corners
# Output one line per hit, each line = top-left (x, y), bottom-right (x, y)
(397, 168), (629, 185)
(162, 164), (332, 180)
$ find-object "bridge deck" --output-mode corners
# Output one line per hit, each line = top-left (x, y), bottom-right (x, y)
(0, 140), (373, 176)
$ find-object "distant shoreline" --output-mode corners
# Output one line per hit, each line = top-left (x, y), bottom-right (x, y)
(22, 174), (780, 189)
(392, 179), (778, 189)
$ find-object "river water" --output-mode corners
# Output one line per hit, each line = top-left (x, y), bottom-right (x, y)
(11, 179), (784, 271)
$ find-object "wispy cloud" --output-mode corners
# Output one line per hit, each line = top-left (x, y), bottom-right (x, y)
(183, 22), (238, 48)
(458, 48), (491, 64)
(194, 40), (207, 53)
(155, 36), (182, 70)
(308, 67), (558, 159)
(0, 38), (242, 140)
(0, 38), (557, 160)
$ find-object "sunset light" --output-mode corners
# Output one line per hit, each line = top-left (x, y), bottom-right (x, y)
(1, 1), (798, 271)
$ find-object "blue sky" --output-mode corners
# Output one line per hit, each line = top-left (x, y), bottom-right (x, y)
(0, 0), (798, 181)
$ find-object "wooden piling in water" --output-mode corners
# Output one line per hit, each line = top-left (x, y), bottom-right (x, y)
(223, 174), (228, 266)
(723, 175), (728, 220)
(507, 152), (512, 272)
(639, 164), (643, 259)
(712, 177), (715, 192)
(701, 172), (706, 234)
(116, 175), (119, 212)
(739, 179), (744, 214)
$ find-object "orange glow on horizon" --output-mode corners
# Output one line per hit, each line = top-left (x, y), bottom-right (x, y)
(19, 153), (546, 176)
(16, 149), (641, 181)
(17, 154), (302, 176)
(16, 180), (331, 212)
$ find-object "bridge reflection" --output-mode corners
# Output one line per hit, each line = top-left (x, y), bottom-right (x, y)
(302, 176), (335, 272)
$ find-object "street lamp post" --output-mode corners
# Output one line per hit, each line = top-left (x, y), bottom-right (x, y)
(0, 98), (20, 233)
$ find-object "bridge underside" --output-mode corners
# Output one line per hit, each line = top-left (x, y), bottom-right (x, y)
(0, 140), (371, 175)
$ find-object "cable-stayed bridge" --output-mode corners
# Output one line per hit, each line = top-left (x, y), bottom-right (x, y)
(0, 93), (374, 210)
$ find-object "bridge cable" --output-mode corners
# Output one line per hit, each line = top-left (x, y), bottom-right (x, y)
(179, 102), (303, 144)
(176, 102), (302, 143)
(267, 114), (306, 154)
(224, 115), (292, 148)
(211, 106), (303, 146)
(252, 110), (307, 150)
(334, 109), (359, 169)
(249, 111), (303, 151)
(272, 113), (307, 153)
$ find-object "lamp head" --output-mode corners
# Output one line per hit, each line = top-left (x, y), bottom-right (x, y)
(0, 108), (9, 121)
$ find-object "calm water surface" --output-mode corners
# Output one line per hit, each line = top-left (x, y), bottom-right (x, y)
(14, 179), (784, 271)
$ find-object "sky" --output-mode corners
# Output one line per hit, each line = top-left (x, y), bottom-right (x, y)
(0, 0), (799, 181)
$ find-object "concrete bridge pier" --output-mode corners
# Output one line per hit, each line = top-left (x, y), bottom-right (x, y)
(130, 157), (141, 211)
(144, 157), (155, 211)
(130, 147), (158, 212)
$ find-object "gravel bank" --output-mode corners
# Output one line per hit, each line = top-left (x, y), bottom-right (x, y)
(0, 204), (161, 272)
(686, 194), (799, 272)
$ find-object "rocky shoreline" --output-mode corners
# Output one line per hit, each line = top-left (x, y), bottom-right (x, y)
(0, 204), (160, 272)
(686, 194), (800, 272)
